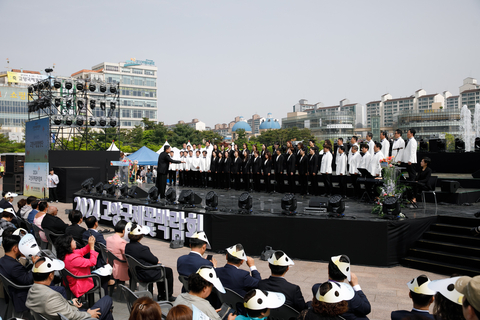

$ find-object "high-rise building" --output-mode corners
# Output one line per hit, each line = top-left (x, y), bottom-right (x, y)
(72, 59), (157, 129)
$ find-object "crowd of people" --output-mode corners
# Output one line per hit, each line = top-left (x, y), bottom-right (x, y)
(1, 207), (479, 320)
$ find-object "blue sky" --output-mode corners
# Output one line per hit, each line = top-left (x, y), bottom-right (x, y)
(2, 0), (479, 127)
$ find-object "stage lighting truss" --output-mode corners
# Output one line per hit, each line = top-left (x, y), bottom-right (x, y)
(64, 115), (74, 126)
(205, 191), (218, 211)
(238, 192), (253, 214)
(52, 115), (62, 126)
(281, 193), (297, 215)
(165, 188), (177, 205)
(77, 98), (86, 110)
(147, 186), (159, 203)
(75, 115), (85, 126)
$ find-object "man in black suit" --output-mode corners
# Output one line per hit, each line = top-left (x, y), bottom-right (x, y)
(41, 206), (67, 235)
(156, 145), (184, 199)
(391, 275), (435, 320)
(311, 255), (371, 320)
(257, 250), (307, 312)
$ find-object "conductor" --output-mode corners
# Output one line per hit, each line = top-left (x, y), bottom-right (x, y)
(156, 145), (185, 199)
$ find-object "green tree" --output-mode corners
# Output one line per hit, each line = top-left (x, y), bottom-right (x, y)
(234, 129), (247, 147)
(201, 130), (223, 145)
(0, 133), (25, 153)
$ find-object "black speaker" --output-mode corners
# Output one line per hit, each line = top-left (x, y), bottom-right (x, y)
(473, 170), (480, 179)
(193, 192), (202, 204)
(309, 197), (329, 208)
(429, 139), (446, 153)
(441, 180), (460, 193)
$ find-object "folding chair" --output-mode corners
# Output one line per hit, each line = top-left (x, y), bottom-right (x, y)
(216, 287), (244, 314)
(0, 272), (32, 319)
(31, 224), (48, 250)
(43, 228), (64, 253)
(124, 254), (168, 298)
(60, 268), (102, 308)
(422, 176), (438, 215)
(268, 304), (299, 320)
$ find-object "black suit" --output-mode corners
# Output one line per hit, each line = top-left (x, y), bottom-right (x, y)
(286, 153), (296, 193)
(41, 214), (68, 234)
(223, 158), (232, 189)
(262, 159), (272, 192)
(232, 157), (242, 190)
(243, 157), (252, 191)
(308, 154), (319, 195)
(258, 276), (307, 312)
(65, 224), (86, 247)
(82, 229), (107, 268)
(156, 151), (182, 198)
(391, 309), (434, 320)
(274, 154), (285, 192)
(252, 157), (262, 191)
(298, 155), (308, 195)
(125, 241), (174, 299)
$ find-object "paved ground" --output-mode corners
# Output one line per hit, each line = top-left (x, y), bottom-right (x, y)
(16, 200), (451, 320)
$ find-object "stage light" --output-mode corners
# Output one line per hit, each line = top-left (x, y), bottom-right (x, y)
(77, 98), (85, 109)
(147, 186), (159, 203)
(81, 177), (94, 194)
(65, 99), (72, 108)
(110, 101), (116, 110)
(28, 86), (33, 93)
(88, 81), (96, 92)
(238, 192), (253, 214)
(99, 82), (107, 93)
(205, 191), (218, 211)
(281, 193), (297, 215)
(45, 68), (53, 73)
(383, 196), (401, 216)
(127, 186), (138, 198)
(109, 117), (117, 127)
(76, 116), (85, 126)
(178, 190), (195, 207)
(475, 137), (480, 152)
(103, 183), (116, 197)
(64, 115), (73, 126)
(328, 195), (345, 215)
(53, 115), (62, 125)
(76, 80), (85, 91)
(166, 188), (177, 205)
(89, 117), (97, 126)
(38, 82), (44, 90)
(455, 138), (465, 153)
(118, 184), (128, 199)
(28, 101), (39, 113)
(94, 182), (104, 195)
(100, 99), (106, 110)
(99, 117), (107, 126)
(90, 99), (96, 109)
(37, 98), (49, 109)
(437, 139), (446, 152)
(54, 80), (61, 89)
(54, 98), (62, 107)
(419, 139), (428, 152)
(109, 85), (117, 94)
(43, 80), (50, 89)
(65, 80), (73, 90)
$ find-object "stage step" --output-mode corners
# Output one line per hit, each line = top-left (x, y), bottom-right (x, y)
(402, 215), (480, 276)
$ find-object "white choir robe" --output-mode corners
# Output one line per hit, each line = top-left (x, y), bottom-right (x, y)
(336, 153), (347, 175)
(368, 151), (384, 177)
(185, 156), (193, 171)
(359, 152), (372, 170)
(392, 138), (405, 163)
(320, 151), (333, 174)
(381, 139), (390, 157)
(404, 137), (417, 164)
(191, 156), (201, 171)
(200, 157), (209, 172)
(348, 143), (359, 164)
(348, 152), (360, 175)
(367, 140), (375, 155)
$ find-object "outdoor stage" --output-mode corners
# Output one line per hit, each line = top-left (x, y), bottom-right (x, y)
(73, 183), (480, 268)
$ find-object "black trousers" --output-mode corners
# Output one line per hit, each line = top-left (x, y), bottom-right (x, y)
(299, 174), (308, 195)
(309, 174), (318, 195)
(287, 173), (296, 193)
(322, 174), (332, 195)
(168, 170), (176, 186)
(244, 173), (251, 191)
(262, 173), (269, 192)
(49, 187), (58, 201)
(275, 173), (284, 193)
(156, 174), (168, 199)
(224, 173), (231, 189)
(351, 174), (360, 198)
(406, 162), (416, 181)
(338, 175), (346, 196)
(234, 173), (241, 190)
(80, 295), (113, 320)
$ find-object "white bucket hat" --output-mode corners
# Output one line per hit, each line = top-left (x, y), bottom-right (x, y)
(33, 257), (65, 273)
(129, 223), (151, 235)
(4, 207), (16, 216)
(190, 231), (211, 249)
(428, 277), (464, 305)
(13, 228), (28, 237)
(18, 234), (40, 259)
(196, 266), (225, 293)
(268, 251), (294, 266)
(226, 244), (247, 261)
(407, 275), (436, 295)
(123, 222), (133, 241)
(244, 289), (285, 310)
(5, 192), (18, 198)
(316, 281), (355, 303)
(331, 255), (351, 282)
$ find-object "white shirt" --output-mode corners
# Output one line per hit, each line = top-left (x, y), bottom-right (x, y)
(47, 173), (59, 188)
(185, 156), (193, 170)
(381, 139), (390, 157)
(320, 151), (333, 174)
(191, 156), (201, 171)
(336, 152), (347, 175)
(368, 150), (385, 177)
(348, 152), (360, 175)
(359, 152), (372, 170)
(200, 157), (208, 172)
(404, 137), (417, 164)
(348, 143), (358, 164)
(367, 139), (375, 155)
(392, 137), (405, 163)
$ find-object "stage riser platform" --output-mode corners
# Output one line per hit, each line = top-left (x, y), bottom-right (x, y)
(427, 190), (480, 205)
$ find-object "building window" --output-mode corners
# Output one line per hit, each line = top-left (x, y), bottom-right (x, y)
(132, 110), (143, 118)
(132, 69), (143, 75)
(122, 109), (131, 118)
(122, 68), (131, 73)
(144, 70), (155, 76)
(106, 66), (119, 72)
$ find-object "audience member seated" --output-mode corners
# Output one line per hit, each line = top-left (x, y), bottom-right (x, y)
(65, 210), (87, 246)
(55, 233), (109, 298)
(177, 231), (217, 278)
(456, 276), (480, 320)
(0, 208), (17, 231)
(26, 256), (114, 320)
(312, 255), (371, 320)
(236, 289), (285, 320)
(166, 305), (193, 320)
(428, 277), (464, 320)
(300, 281), (355, 320)
(42, 205), (68, 234)
(33, 201), (49, 243)
(20, 196), (36, 220)
(215, 243), (261, 296)
(173, 266), (226, 320)
(106, 220), (129, 282)
(17, 198), (27, 216)
(391, 275), (435, 320)
(128, 296), (162, 320)
(0, 192), (18, 212)
(27, 199), (39, 224)
(82, 216), (107, 267)
(257, 250), (307, 312)
(125, 222), (174, 301)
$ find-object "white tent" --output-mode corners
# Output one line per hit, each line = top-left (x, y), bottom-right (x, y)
(156, 141), (170, 154)
(107, 141), (119, 151)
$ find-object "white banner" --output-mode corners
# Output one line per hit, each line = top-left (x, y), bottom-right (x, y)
(24, 163), (48, 198)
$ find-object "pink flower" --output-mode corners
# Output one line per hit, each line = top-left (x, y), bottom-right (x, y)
(389, 164), (393, 167)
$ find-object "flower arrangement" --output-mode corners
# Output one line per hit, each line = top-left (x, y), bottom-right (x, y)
(372, 156), (408, 218)
(110, 175), (121, 186)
